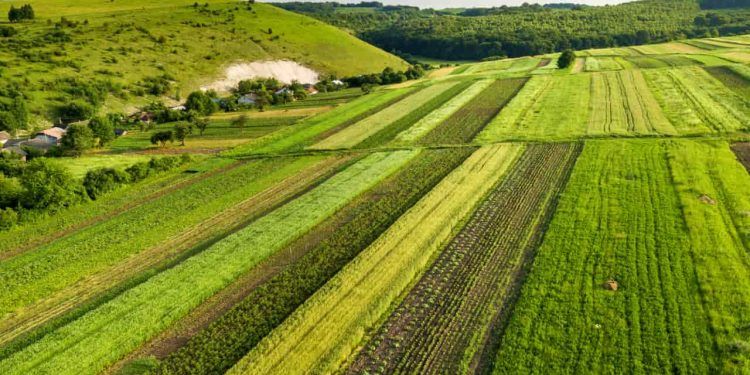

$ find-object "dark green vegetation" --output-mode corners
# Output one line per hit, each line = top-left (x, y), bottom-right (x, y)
(419, 78), (526, 145)
(153, 148), (472, 374)
(278, 0), (750, 60)
(348, 143), (581, 374)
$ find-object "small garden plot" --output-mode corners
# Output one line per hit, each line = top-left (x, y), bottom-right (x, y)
(391, 80), (494, 146)
(685, 54), (736, 66)
(418, 79), (527, 145)
(153, 148), (474, 375)
(587, 70), (675, 136)
(705, 66), (750, 98)
(492, 141), (717, 374)
(225, 87), (413, 156)
(584, 47), (634, 57)
(58, 154), (154, 179)
(227, 145), (522, 375)
(719, 51), (750, 64)
(310, 83), (458, 149)
(110, 117), (299, 152)
(732, 143), (750, 173)
(477, 74), (591, 141)
(0, 151), (418, 375)
(347, 143), (581, 375)
(464, 59), (514, 74)
(356, 81), (474, 149)
(682, 40), (727, 51)
(584, 56), (623, 72)
(653, 55), (702, 67)
(623, 56), (670, 69)
(632, 42), (705, 55)
(644, 67), (750, 134)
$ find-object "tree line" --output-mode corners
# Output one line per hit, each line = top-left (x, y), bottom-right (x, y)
(277, 0), (750, 60)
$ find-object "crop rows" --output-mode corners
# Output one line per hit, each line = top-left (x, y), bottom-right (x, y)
(0, 151), (417, 375)
(347, 143), (581, 375)
(152, 147), (474, 374)
(0, 155), (351, 359)
(491, 140), (750, 373)
(631, 42), (705, 55)
(391, 79), (494, 145)
(587, 70), (675, 136)
(644, 67), (750, 134)
(584, 56), (623, 72)
(311, 83), (457, 150)
(355, 80), (475, 149)
(478, 74), (591, 141)
(228, 144), (522, 375)
(705, 66), (750, 98)
(0, 156), (332, 332)
(418, 79), (527, 145)
(224, 87), (414, 156)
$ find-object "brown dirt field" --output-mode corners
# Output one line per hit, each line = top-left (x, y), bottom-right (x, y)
(0, 156), (351, 347)
(732, 143), (750, 174)
(537, 58), (551, 68)
(571, 58), (585, 73)
(427, 67), (457, 79)
(0, 161), (241, 263)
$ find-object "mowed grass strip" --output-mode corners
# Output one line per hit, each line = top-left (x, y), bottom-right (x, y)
(492, 141), (716, 373)
(348, 143), (581, 375)
(391, 79), (494, 146)
(0, 155), (353, 351)
(418, 79), (527, 145)
(152, 148), (473, 374)
(587, 70), (675, 136)
(584, 56), (623, 72)
(0, 150), (418, 375)
(228, 144), (522, 375)
(477, 74), (591, 141)
(667, 140), (750, 370)
(224, 87), (413, 156)
(310, 83), (457, 150)
(644, 67), (750, 134)
(355, 81), (475, 149)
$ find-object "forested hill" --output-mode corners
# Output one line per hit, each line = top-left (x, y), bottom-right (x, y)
(276, 0), (750, 60)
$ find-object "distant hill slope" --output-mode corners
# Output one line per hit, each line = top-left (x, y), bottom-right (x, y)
(0, 1), (407, 119)
(277, 0), (750, 61)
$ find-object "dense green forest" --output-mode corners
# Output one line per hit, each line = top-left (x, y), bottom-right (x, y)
(277, 0), (750, 60)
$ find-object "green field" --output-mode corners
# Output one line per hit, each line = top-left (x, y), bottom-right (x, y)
(5, 2), (750, 373)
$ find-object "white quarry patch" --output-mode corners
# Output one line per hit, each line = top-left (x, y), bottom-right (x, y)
(202, 60), (320, 92)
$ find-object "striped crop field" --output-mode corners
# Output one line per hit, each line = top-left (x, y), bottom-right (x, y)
(347, 143), (581, 375)
(418, 79), (527, 145)
(587, 70), (675, 136)
(227, 144), (522, 375)
(644, 67), (750, 134)
(492, 140), (750, 373)
(310, 82), (460, 150)
(477, 74), (591, 141)
(0, 151), (417, 374)
(6, 21), (750, 375)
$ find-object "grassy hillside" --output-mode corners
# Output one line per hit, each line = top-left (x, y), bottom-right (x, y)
(0, 1), (407, 119)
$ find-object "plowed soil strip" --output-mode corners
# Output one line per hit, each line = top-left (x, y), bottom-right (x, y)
(0, 156), (351, 350)
(732, 143), (750, 174)
(348, 143), (581, 375)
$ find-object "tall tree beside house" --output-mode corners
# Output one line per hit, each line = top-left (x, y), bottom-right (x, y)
(60, 123), (95, 156)
(185, 91), (218, 116)
(88, 116), (115, 147)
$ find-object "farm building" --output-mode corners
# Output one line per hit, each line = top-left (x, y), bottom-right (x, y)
(34, 127), (66, 145)
(238, 93), (258, 105)
(303, 84), (319, 95)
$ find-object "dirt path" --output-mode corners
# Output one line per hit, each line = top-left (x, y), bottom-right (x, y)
(0, 156), (351, 348)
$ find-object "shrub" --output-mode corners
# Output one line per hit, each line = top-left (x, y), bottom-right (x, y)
(60, 123), (95, 156)
(0, 208), (18, 230)
(125, 162), (151, 182)
(19, 158), (84, 211)
(88, 116), (115, 146)
(83, 168), (130, 200)
(57, 100), (95, 123)
(558, 49), (576, 69)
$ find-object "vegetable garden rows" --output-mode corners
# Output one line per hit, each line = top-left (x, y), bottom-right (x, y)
(4, 33), (750, 375)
